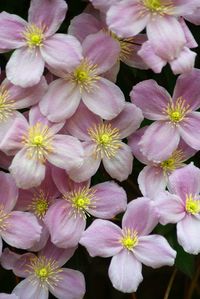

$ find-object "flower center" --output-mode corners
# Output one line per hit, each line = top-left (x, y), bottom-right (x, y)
(185, 194), (200, 215)
(88, 123), (121, 159)
(0, 205), (9, 232)
(0, 86), (15, 122)
(23, 24), (45, 48)
(27, 256), (63, 288)
(22, 122), (54, 163)
(70, 59), (100, 93)
(120, 228), (138, 251)
(164, 97), (191, 125)
(63, 187), (96, 218)
(28, 190), (49, 219)
(142, 0), (173, 14)
(108, 31), (134, 61)
(160, 149), (185, 174)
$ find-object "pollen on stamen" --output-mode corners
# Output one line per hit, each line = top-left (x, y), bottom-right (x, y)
(88, 123), (121, 159)
(0, 86), (15, 122)
(22, 122), (54, 163)
(63, 187), (96, 219)
(163, 97), (191, 125)
(141, 0), (174, 15)
(0, 204), (10, 232)
(160, 149), (185, 175)
(23, 23), (46, 48)
(28, 190), (50, 219)
(120, 228), (138, 251)
(185, 194), (200, 215)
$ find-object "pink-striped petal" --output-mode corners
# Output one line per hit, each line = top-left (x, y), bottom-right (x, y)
(0, 172), (18, 213)
(179, 112), (200, 150)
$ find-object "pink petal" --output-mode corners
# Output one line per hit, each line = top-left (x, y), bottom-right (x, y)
(155, 191), (185, 225)
(90, 0), (119, 12)
(177, 215), (200, 254)
(80, 219), (122, 257)
(68, 142), (101, 182)
(40, 79), (81, 122)
(83, 30), (120, 74)
(49, 268), (86, 299)
(1, 211), (41, 249)
(0, 294), (18, 299)
(13, 278), (48, 299)
(102, 61), (120, 83)
(0, 172), (18, 213)
(103, 142), (133, 181)
(41, 34), (83, 73)
(28, 0), (68, 36)
(138, 40), (167, 73)
(48, 134), (84, 171)
(184, 7), (200, 25)
(130, 80), (170, 121)
(169, 47), (196, 75)
(89, 181), (127, 218)
(107, 0), (149, 37)
(139, 121), (180, 162)
(179, 112), (200, 150)
(82, 77), (125, 120)
(122, 197), (158, 235)
(6, 47), (45, 88)
(134, 235), (176, 268)
(66, 102), (101, 141)
(68, 13), (102, 42)
(108, 250), (143, 293)
(138, 165), (167, 199)
(44, 200), (86, 248)
(0, 12), (26, 49)
(9, 148), (46, 189)
(179, 17), (198, 48)
(173, 68), (200, 110)
(168, 163), (200, 199)
(108, 103), (143, 139)
(147, 16), (186, 60)
(29, 222), (49, 252)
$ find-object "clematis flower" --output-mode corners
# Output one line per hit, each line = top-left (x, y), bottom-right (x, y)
(130, 68), (200, 162)
(155, 163), (200, 255)
(64, 101), (143, 182)
(39, 30), (125, 122)
(0, 171), (42, 256)
(1, 240), (86, 299)
(0, 106), (84, 189)
(0, 0), (82, 87)
(0, 295), (18, 299)
(128, 127), (197, 199)
(80, 197), (176, 292)
(44, 167), (127, 248)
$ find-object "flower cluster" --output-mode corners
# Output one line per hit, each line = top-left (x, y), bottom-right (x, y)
(0, 0), (200, 298)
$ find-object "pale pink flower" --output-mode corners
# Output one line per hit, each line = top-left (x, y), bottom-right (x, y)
(39, 30), (125, 122)
(155, 163), (200, 254)
(80, 197), (176, 292)
(0, 294), (18, 299)
(130, 68), (200, 162)
(0, 106), (84, 189)
(44, 167), (127, 248)
(64, 102), (143, 182)
(0, 172), (42, 256)
(0, 0), (82, 87)
(1, 241), (85, 299)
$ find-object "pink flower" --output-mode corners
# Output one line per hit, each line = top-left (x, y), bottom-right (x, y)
(0, 106), (84, 189)
(39, 30), (125, 122)
(80, 197), (176, 292)
(1, 240), (86, 299)
(128, 127), (197, 199)
(130, 68), (200, 162)
(0, 294), (18, 299)
(0, 0), (82, 87)
(44, 167), (127, 248)
(155, 163), (200, 254)
(64, 102), (143, 182)
(0, 172), (42, 256)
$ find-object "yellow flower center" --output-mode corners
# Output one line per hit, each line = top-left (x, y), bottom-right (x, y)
(63, 187), (96, 218)
(22, 122), (54, 163)
(70, 59), (100, 93)
(23, 24), (45, 48)
(0, 205), (10, 231)
(108, 31), (134, 61)
(164, 97), (191, 125)
(160, 149), (185, 174)
(143, 0), (173, 14)
(120, 228), (138, 251)
(27, 256), (63, 288)
(0, 86), (15, 122)
(28, 191), (49, 219)
(88, 123), (121, 159)
(185, 194), (200, 215)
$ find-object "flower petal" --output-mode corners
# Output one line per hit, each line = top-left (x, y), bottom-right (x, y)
(0, 172), (18, 212)
(13, 278), (48, 299)
(169, 47), (196, 75)
(108, 250), (143, 293)
(80, 219), (122, 257)
(179, 112), (200, 150)
(6, 47), (45, 88)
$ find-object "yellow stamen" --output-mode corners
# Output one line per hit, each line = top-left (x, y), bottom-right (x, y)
(0, 86), (15, 121)
(28, 190), (49, 219)
(108, 31), (134, 61)
(120, 228), (138, 251)
(0, 205), (10, 231)
(185, 194), (200, 215)
(22, 122), (54, 163)
(88, 123), (121, 159)
(160, 149), (185, 174)
(164, 97), (191, 125)
(23, 24), (45, 48)
(142, 0), (173, 14)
